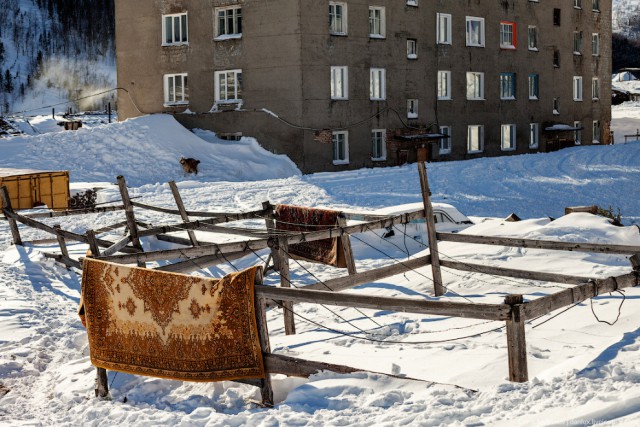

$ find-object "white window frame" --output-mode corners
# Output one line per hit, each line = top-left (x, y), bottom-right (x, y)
(369, 6), (386, 39)
(574, 0), (582, 9)
(162, 13), (188, 46)
(529, 123), (539, 148)
(330, 66), (348, 100)
(466, 72), (484, 100)
(500, 73), (516, 100)
(439, 126), (452, 154)
(214, 69), (243, 104)
(438, 71), (451, 100)
(406, 0), (418, 6)
(528, 74), (539, 100)
(574, 121), (582, 145)
(370, 68), (386, 101)
(332, 131), (349, 164)
(593, 0), (600, 12)
(407, 39), (417, 59)
(501, 124), (517, 151)
(164, 73), (188, 106)
(592, 120), (601, 144)
(500, 22), (516, 49)
(371, 129), (387, 161)
(329, 2), (348, 36)
(437, 13), (452, 45)
(215, 6), (242, 40)
(407, 99), (418, 119)
(466, 17), (485, 47)
(528, 26), (538, 51)
(592, 33), (600, 56)
(553, 98), (560, 115)
(467, 125), (484, 153)
(573, 31), (583, 55)
(573, 76), (583, 101)
(592, 77), (600, 100)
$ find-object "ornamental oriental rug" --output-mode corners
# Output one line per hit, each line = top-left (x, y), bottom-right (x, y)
(274, 204), (347, 268)
(79, 258), (265, 382)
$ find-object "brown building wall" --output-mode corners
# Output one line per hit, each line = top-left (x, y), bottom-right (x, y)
(115, 0), (612, 174)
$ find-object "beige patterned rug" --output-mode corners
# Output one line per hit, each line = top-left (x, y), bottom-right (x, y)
(80, 258), (265, 382)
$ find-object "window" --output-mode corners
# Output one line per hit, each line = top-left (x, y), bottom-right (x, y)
(593, 0), (600, 12)
(371, 129), (386, 160)
(437, 13), (452, 44)
(164, 73), (188, 105)
(501, 124), (516, 151)
(329, 2), (347, 35)
(553, 49), (560, 67)
(500, 73), (516, 100)
(574, 121), (582, 144)
(370, 68), (386, 100)
(466, 72), (484, 100)
(438, 71), (451, 100)
(216, 6), (242, 38)
(332, 131), (349, 164)
(369, 7), (386, 38)
(592, 78), (600, 100)
(215, 69), (242, 103)
(528, 74), (539, 99)
(553, 98), (560, 115)
(573, 31), (583, 55)
(407, 0), (418, 6)
(528, 26), (538, 50)
(592, 33), (600, 56)
(467, 125), (484, 153)
(592, 121), (601, 144)
(574, 0), (582, 9)
(439, 126), (451, 154)
(529, 123), (539, 148)
(330, 66), (348, 100)
(407, 99), (418, 119)
(573, 76), (583, 101)
(162, 13), (188, 45)
(500, 22), (516, 49)
(466, 17), (485, 47)
(407, 39), (417, 59)
(553, 9), (561, 26)
(164, 73), (189, 106)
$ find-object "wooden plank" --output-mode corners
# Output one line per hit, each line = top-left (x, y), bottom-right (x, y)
(101, 235), (132, 257)
(440, 259), (592, 285)
(168, 181), (199, 247)
(437, 232), (640, 255)
(42, 252), (82, 269)
(117, 176), (144, 268)
(504, 295), (528, 383)
(131, 200), (268, 220)
(256, 285), (511, 321)
(1, 186), (22, 245)
(524, 273), (640, 319)
(99, 211), (426, 265)
(565, 205), (598, 215)
(278, 236), (296, 335)
(155, 251), (249, 273)
(262, 201), (281, 272)
(199, 223), (268, 238)
(338, 216), (357, 275)
(53, 225), (69, 259)
(254, 269), (274, 407)
(86, 230), (102, 257)
(138, 219), (267, 239)
(19, 204), (126, 219)
(418, 162), (444, 296)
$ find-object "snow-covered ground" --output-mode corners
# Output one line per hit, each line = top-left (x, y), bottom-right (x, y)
(1, 108), (640, 425)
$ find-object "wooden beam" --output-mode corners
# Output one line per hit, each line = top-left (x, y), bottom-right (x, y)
(437, 232), (640, 255)
(262, 201), (281, 272)
(86, 230), (102, 257)
(338, 216), (357, 275)
(565, 205), (598, 215)
(131, 200), (269, 220)
(505, 295), (528, 383)
(524, 272), (640, 319)
(418, 162), (444, 296)
(256, 285), (511, 321)
(42, 252), (82, 269)
(101, 235), (132, 257)
(19, 205), (125, 220)
(1, 186), (22, 245)
(277, 236), (296, 335)
(117, 176), (144, 267)
(254, 269), (274, 407)
(440, 259), (592, 285)
(53, 224), (69, 259)
(154, 251), (249, 273)
(168, 181), (199, 247)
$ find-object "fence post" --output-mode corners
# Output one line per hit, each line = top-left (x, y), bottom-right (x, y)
(168, 181), (199, 247)
(277, 236), (296, 335)
(417, 162), (444, 296)
(117, 176), (145, 267)
(53, 224), (69, 260)
(505, 294), (528, 383)
(254, 269), (274, 407)
(337, 216), (357, 275)
(1, 186), (22, 246)
(262, 201), (280, 272)
(86, 230), (102, 257)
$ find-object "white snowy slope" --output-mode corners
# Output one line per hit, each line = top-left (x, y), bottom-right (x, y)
(0, 107), (639, 426)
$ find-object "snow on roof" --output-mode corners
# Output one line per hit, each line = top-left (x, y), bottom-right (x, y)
(0, 168), (67, 178)
(612, 71), (638, 82)
(544, 124), (582, 131)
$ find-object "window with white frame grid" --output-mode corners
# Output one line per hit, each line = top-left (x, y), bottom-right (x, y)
(330, 66), (348, 100)
(439, 126), (451, 154)
(592, 33), (600, 56)
(407, 99), (418, 119)
(466, 72), (484, 100)
(162, 13), (188, 45)
(371, 129), (386, 160)
(573, 31), (583, 54)
(216, 6), (242, 38)
(501, 124), (516, 151)
(467, 125), (484, 153)
(215, 69), (242, 103)
(370, 68), (386, 100)
(592, 120), (601, 143)
(574, 0), (582, 9)
(437, 13), (452, 44)
(529, 123), (539, 148)
(528, 74), (539, 99)
(553, 98), (560, 115)
(466, 17), (485, 47)
(500, 73), (516, 100)
(164, 73), (188, 105)
(528, 26), (538, 50)
(500, 22), (516, 49)
(329, 2), (347, 35)
(407, 39), (417, 59)
(592, 77), (600, 100)
(574, 121), (582, 144)
(593, 0), (600, 12)
(332, 131), (349, 164)
(369, 7), (385, 38)
(438, 71), (451, 100)
(573, 76), (583, 101)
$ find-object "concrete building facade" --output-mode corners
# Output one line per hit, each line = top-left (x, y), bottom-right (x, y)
(115, 0), (612, 173)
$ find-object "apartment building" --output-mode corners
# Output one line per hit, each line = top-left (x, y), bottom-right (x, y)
(115, 0), (612, 173)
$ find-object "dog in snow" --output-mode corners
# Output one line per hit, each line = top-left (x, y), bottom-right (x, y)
(179, 157), (200, 175)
